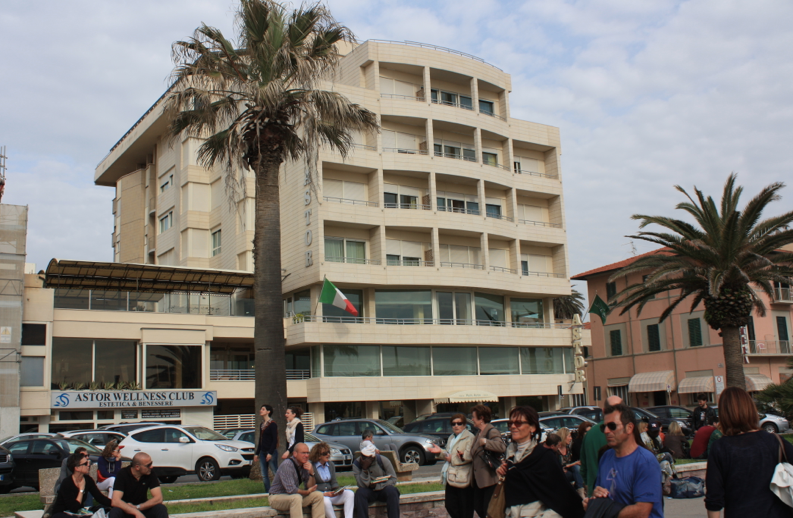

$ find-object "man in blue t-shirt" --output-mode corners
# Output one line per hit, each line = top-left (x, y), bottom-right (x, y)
(587, 403), (663, 518)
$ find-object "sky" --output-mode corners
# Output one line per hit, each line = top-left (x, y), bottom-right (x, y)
(1, 0), (792, 304)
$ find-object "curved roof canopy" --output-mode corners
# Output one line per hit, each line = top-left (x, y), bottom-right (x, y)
(44, 259), (253, 294)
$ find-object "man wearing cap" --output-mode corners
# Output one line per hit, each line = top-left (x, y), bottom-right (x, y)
(268, 443), (325, 518)
(353, 443), (400, 518)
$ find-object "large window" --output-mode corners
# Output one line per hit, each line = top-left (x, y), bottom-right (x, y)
(293, 290), (311, 317)
(437, 292), (472, 325)
(511, 299), (543, 326)
(324, 345), (380, 377)
(520, 347), (566, 374)
(21, 357), (44, 386)
(433, 347), (477, 375)
(436, 191), (479, 215)
(431, 89), (473, 110)
(433, 139), (475, 161)
(323, 289), (363, 320)
(375, 290), (432, 323)
(95, 340), (137, 385)
(687, 318), (703, 347)
(647, 324), (661, 352)
(479, 347), (519, 375)
(610, 329), (623, 356)
(211, 229), (222, 257)
(51, 338), (93, 389)
(54, 289), (90, 310)
(325, 237), (366, 264)
(159, 211), (173, 233)
(475, 293), (505, 325)
(146, 345), (202, 389)
(91, 290), (127, 311)
(479, 100), (495, 115)
(382, 346), (431, 376)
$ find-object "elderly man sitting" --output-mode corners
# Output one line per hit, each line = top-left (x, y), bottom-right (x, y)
(353, 443), (400, 518)
(268, 442), (325, 518)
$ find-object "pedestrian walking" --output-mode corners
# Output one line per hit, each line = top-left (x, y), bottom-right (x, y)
(469, 404), (506, 518)
(428, 413), (475, 518)
(282, 406), (305, 459)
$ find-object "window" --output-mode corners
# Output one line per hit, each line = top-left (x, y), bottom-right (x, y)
(133, 429), (166, 443)
(382, 346), (431, 376)
(375, 290), (433, 322)
(479, 100), (494, 115)
(431, 89), (472, 110)
(436, 191), (479, 215)
(475, 293), (505, 325)
(20, 357), (44, 386)
(609, 385), (629, 401)
(432, 347), (477, 375)
(479, 347), (519, 375)
(21, 323), (46, 346)
(94, 340), (137, 386)
(513, 156), (540, 174)
(482, 152), (498, 167)
(606, 282), (617, 301)
(380, 77), (421, 97)
(51, 338), (92, 389)
(485, 203), (502, 218)
(386, 239), (427, 266)
(381, 130), (425, 153)
(511, 299), (543, 326)
(323, 179), (366, 201)
(437, 292), (472, 325)
(610, 329), (623, 356)
(521, 254), (553, 276)
(688, 318), (703, 347)
(777, 316), (790, 342)
(323, 345), (380, 376)
(520, 347), (565, 374)
(159, 211), (173, 233)
(433, 139), (476, 161)
(323, 289), (363, 319)
(160, 174), (173, 193)
(211, 229), (222, 256)
(747, 316), (756, 341)
(438, 244), (481, 266)
(146, 345), (202, 389)
(383, 184), (422, 209)
(324, 237), (366, 264)
(293, 290), (311, 317)
(647, 324), (661, 352)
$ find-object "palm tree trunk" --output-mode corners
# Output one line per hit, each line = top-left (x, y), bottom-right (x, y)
(253, 157), (287, 456)
(722, 326), (747, 390)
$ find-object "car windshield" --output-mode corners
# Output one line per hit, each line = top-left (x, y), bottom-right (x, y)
(305, 432), (319, 442)
(184, 427), (228, 441)
(62, 439), (101, 454)
(374, 420), (404, 434)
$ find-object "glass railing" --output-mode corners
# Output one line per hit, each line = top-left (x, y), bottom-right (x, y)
(323, 196), (379, 207)
(292, 314), (570, 328)
(54, 289), (254, 317)
(325, 257), (382, 265)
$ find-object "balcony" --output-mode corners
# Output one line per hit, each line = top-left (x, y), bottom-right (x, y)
(748, 340), (792, 355)
(440, 262), (485, 270)
(294, 314), (570, 329)
(326, 257), (382, 266)
(435, 150), (477, 162)
(513, 165), (558, 179)
(210, 369), (310, 381)
(519, 219), (563, 229)
(384, 202), (431, 210)
(323, 196), (378, 208)
(383, 147), (428, 155)
(490, 265), (517, 274)
(381, 93), (424, 102)
(774, 287), (792, 303)
(386, 258), (435, 267)
(486, 212), (515, 222)
(481, 110), (507, 122)
(438, 206), (480, 216)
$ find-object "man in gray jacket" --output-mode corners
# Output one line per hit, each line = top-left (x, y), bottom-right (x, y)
(353, 444), (400, 518)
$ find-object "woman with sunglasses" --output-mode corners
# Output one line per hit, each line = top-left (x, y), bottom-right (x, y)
(495, 406), (584, 518)
(428, 414), (475, 518)
(309, 442), (354, 518)
(51, 452), (112, 518)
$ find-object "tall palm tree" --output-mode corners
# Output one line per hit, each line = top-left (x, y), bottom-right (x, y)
(553, 287), (585, 320)
(164, 0), (378, 443)
(610, 174), (793, 389)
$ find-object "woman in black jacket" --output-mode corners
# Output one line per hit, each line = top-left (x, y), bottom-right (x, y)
(253, 404), (279, 492)
(52, 453), (112, 518)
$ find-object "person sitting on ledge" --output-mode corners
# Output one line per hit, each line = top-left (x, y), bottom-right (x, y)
(109, 453), (168, 518)
(353, 443), (400, 518)
(268, 442), (325, 518)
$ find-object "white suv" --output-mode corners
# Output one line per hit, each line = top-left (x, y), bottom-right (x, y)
(119, 425), (255, 482)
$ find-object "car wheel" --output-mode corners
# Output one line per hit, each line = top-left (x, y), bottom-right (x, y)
(400, 446), (424, 465)
(196, 457), (221, 481)
(763, 422), (779, 434)
(160, 476), (178, 484)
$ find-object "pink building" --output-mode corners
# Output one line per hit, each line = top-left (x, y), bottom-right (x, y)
(572, 249), (793, 408)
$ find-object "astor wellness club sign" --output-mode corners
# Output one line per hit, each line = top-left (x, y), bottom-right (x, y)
(52, 390), (217, 410)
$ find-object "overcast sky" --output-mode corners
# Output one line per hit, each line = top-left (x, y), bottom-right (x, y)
(2, 0), (791, 304)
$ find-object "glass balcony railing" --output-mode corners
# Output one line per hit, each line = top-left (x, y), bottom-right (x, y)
(291, 314), (570, 329)
(54, 289), (254, 317)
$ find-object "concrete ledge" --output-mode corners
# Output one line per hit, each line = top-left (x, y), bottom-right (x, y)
(675, 462), (707, 480)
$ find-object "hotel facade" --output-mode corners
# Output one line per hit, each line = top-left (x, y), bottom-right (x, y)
(15, 41), (589, 435)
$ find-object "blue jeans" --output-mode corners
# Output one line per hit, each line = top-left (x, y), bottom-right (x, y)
(259, 454), (279, 492)
(566, 464), (584, 489)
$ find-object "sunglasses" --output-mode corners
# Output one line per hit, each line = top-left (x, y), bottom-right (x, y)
(79, 460), (91, 467)
(451, 422), (465, 426)
(507, 420), (529, 427)
(321, 452), (331, 456)
(145, 462), (153, 468)
(600, 422), (619, 432)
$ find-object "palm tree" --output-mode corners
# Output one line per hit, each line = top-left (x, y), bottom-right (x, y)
(610, 174), (793, 389)
(553, 287), (585, 320)
(164, 0), (378, 442)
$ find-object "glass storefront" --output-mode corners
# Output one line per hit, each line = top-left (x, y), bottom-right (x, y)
(51, 338), (94, 389)
(146, 345), (202, 389)
(94, 340), (137, 385)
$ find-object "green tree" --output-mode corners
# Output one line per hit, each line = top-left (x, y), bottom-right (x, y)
(610, 174), (793, 390)
(164, 0), (378, 441)
(553, 287), (585, 320)
(755, 362), (793, 420)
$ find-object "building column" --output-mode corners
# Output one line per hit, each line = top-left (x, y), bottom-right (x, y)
(508, 187), (518, 223)
(425, 119), (434, 156)
(365, 401), (380, 420)
(505, 138), (515, 174)
(514, 239), (523, 277)
(416, 399), (434, 417)
(501, 396), (516, 417)
(429, 171), (437, 211)
(308, 402), (325, 426)
(423, 66), (432, 104)
(474, 127), (482, 164)
(431, 227), (440, 268)
(470, 77), (479, 113)
(477, 179), (486, 220)
(481, 233), (490, 270)
(544, 297), (555, 324)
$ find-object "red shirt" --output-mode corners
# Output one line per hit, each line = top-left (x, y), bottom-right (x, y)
(690, 425), (715, 458)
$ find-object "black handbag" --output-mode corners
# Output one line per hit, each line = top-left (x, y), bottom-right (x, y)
(480, 449), (502, 471)
(583, 497), (625, 518)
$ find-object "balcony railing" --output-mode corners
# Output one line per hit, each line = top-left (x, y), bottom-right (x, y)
(368, 40), (502, 71)
(435, 151), (477, 162)
(774, 287), (792, 302)
(352, 143), (377, 151)
(484, 162), (512, 171)
(519, 219), (563, 228)
(214, 412), (315, 431)
(748, 340), (792, 354)
(292, 314), (572, 329)
(384, 202), (431, 210)
(431, 98), (474, 111)
(521, 271), (566, 278)
(440, 262), (485, 270)
(514, 167), (559, 179)
(438, 207), (480, 216)
(210, 369), (311, 381)
(386, 259), (435, 267)
(325, 257), (382, 265)
(486, 213), (514, 222)
(383, 147), (429, 155)
(481, 111), (507, 122)
(54, 289), (255, 317)
(381, 93), (425, 102)
(490, 265), (517, 274)
(323, 196), (379, 207)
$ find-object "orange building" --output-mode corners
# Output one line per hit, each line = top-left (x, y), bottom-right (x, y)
(572, 249), (793, 409)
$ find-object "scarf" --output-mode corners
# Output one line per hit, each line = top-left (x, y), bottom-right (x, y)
(286, 418), (301, 447)
(441, 431), (467, 486)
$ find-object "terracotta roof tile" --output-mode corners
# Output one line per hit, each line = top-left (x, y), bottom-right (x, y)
(571, 248), (672, 280)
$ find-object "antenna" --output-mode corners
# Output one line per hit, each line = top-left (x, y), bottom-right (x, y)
(621, 240), (637, 256)
(0, 146), (6, 203)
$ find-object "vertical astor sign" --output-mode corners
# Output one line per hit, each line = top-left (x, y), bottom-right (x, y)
(319, 278), (359, 316)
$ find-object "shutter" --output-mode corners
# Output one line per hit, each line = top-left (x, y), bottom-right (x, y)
(647, 324), (661, 351)
(396, 132), (417, 150)
(386, 239), (401, 255)
(521, 204), (544, 222)
(324, 179), (343, 198)
(610, 330), (622, 356)
(520, 158), (540, 173)
(777, 317), (790, 342)
(489, 249), (507, 268)
(381, 130), (396, 149)
(470, 247), (481, 264)
(529, 254), (549, 273)
(401, 241), (422, 258)
(344, 181), (365, 201)
(400, 185), (420, 198)
(688, 318), (703, 347)
(485, 197), (502, 207)
(384, 183), (399, 195)
(394, 80), (415, 97)
(449, 245), (468, 263)
(438, 244), (450, 262)
(380, 77), (395, 94)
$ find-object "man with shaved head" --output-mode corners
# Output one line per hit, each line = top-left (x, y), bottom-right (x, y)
(109, 452), (168, 518)
(268, 443), (324, 518)
(580, 395), (623, 496)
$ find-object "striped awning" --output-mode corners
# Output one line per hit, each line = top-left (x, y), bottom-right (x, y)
(434, 390), (499, 404)
(746, 374), (774, 392)
(678, 376), (715, 394)
(628, 370), (675, 393)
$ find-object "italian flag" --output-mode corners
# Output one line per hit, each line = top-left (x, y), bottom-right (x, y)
(319, 278), (359, 316)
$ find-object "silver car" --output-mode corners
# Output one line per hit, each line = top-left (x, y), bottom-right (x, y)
(312, 419), (441, 465)
(219, 429), (353, 469)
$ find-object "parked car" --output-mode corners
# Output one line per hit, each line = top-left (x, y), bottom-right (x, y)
(219, 429), (354, 469)
(401, 416), (474, 446)
(646, 405), (694, 436)
(0, 444), (15, 494)
(3, 438), (102, 490)
(0, 433), (57, 446)
(386, 416), (404, 428)
(100, 422), (167, 434)
(491, 418), (549, 444)
(564, 406), (604, 423)
(119, 424), (255, 482)
(58, 430), (128, 448)
(709, 405), (791, 434)
(539, 415), (596, 436)
(312, 418), (440, 465)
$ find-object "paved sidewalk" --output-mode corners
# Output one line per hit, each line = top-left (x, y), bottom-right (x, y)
(664, 497), (706, 517)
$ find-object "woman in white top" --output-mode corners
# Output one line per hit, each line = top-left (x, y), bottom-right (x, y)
(282, 406), (305, 459)
(428, 413), (475, 518)
(310, 442), (354, 518)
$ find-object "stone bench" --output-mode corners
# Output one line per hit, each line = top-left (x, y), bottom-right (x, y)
(675, 461), (707, 480)
(39, 462), (130, 505)
(352, 450), (418, 482)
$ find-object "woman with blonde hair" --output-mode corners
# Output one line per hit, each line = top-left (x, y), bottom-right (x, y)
(557, 427), (584, 498)
(663, 421), (686, 460)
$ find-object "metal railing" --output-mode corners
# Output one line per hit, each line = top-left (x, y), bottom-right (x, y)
(368, 40), (502, 71)
(386, 259), (435, 267)
(431, 98), (474, 110)
(438, 206), (480, 216)
(434, 151), (477, 162)
(519, 219), (563, 228)
(325, 257), (382, 265)
(323, 196), (379, 207)
(481, 111), (507, 121)
(748, 340), (792, 354)
(440, 262), (485, 270)
(382, 147), (429, 155)
(214, 412), (315, 431)
(490, 265), (517, 274)
(484, 162), (511, 171)
(774, 287), (792, 302)
(352, 143), (377, 151)
(381, 93), (425, 102)
(210, 369), (311, 381)
(486, 213), (514, 222)
(513, 166), (558, 179)
(521, 271), (566, 278)
(384, 202), (431, 210)
(293, 314), (572, 329)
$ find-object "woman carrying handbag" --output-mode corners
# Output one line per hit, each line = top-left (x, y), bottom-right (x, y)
(470, 404), (506, 518)
(428, 414), (475, 518)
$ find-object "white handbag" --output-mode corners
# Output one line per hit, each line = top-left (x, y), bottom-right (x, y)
(770, 434), (793, 508)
